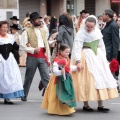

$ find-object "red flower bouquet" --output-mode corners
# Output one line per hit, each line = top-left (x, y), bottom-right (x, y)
(57, 59), (66, 80)
(109, 59), (119, 73)
(57, 59), (66, 67)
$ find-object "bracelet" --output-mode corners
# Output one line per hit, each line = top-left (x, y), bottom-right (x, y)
(76, 60), (80, 65)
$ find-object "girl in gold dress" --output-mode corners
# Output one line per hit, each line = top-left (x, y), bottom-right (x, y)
(41, 44), (77, 115)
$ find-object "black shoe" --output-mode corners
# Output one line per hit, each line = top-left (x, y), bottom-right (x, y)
(118, 89), (120, 93)
(4, 99), (14, 105)
(98, 106), (110, 112)
(42, 88), (46, 96)
(38, 81), (44, 91)
(83, 106), (94, 112)
(21, 96), (27, 101)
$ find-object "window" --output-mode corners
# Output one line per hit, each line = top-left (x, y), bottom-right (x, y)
(85, 0), (95, 15)
(0, 0), (17, 9)
(67, 0), (77, 15)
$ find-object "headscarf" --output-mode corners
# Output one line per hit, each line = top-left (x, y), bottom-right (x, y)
(71, 15), (103, 62)
(75, 15), (103, 42)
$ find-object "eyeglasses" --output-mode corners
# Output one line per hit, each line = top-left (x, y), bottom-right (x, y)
(85, 26), (94, 30)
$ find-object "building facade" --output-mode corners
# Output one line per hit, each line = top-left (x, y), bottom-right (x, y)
(19, 0), (112, 23)
(111, 0), (120, 15)
(0, 0), (19, 24)
(0, 0), (120, 24)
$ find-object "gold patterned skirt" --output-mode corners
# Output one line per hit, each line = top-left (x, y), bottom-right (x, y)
(71, 50), (119, 102)
(19, 51), (27, 66)
(41, 75), (75, 115)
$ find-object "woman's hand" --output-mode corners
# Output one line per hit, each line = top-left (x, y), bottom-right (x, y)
(76, 62), (83, 71)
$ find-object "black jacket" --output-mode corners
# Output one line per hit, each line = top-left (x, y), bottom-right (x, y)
(101, 19), (119, 61)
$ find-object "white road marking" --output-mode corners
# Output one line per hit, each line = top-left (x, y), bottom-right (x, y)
(0, 99), (42, 103)
(111, 103), (120, 104)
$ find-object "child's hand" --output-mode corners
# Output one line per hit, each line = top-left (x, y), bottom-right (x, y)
(61, 68), (65, 74)
(26, 43), (31, 47)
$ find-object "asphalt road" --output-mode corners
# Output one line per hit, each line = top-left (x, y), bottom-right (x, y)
(0, 67), (120, 120)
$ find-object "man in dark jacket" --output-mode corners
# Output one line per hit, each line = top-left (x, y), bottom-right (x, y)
(102, 9), (119, 62)
(102, 9), (120, 92)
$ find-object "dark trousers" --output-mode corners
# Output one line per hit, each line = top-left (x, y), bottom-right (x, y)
(23, 56), (50, 98)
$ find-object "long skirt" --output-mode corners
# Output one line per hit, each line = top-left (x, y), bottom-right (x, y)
(0, 53), (24, 98)
(41, 75), (75, 115)
(19, 51), (27, 66)
(71, 49), (119, 101)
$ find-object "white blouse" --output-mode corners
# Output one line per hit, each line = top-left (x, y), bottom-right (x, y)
(53, 62), (77, 76)
(73, 38), (106, 61)
(0, 34), (14, 45)
(20, 28), (44, 54)
(73, 27), (106, 62)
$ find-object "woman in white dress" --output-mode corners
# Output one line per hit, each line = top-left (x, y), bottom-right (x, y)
(71, 15), (119, 112)
(0, 21), (24, 104)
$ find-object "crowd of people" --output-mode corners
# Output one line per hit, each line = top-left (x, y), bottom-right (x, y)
(0, 9), (120, 116)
